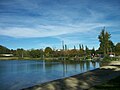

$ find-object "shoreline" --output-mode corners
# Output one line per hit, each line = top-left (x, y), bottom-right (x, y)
(0, 57), (100, 63)
(22, 61), (120, 90)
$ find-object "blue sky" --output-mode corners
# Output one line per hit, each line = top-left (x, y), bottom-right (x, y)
(0, 0), (120, 50)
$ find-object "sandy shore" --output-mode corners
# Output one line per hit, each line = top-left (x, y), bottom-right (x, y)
(22, 61), (120, 90)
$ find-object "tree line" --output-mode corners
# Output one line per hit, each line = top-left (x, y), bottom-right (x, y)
(0, 27), (120, 59)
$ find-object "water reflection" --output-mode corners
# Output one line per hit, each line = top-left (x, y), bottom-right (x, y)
(61, 61), (100, 77)
(0, 60), (100, 90)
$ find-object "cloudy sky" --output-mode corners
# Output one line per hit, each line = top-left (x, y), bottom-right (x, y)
(0, 0), (120, 49)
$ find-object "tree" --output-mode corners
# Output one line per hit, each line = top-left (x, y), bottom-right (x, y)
(65, 44), (67, 51)
(109, 40), (115, 53)
(78, 44), (84, 57)
(115, 43), (120, 55)
(29, 49), (43, 58)
(16, 48), (24, 58)
(85, 46), (89, 55)
(91, 47), (96, 55)
(62, 41), (64, 50)
(79, 44), (82, 50)
(52, 50), (61, 57)
(98, 27), (111, 56)
(69, 49), (78, 57)
(64, 44), (69, 57)
(74, 45), (76, 50)
(44, 47), (53, 57)
(82, 44), (84, 50)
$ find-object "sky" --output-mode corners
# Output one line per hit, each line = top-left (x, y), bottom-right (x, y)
(0, 0), (120, 50)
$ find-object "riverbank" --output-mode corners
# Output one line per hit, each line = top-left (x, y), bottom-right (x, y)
(23, 61), (120, 90)
(0, 56), (119, 62)
(0, 56), (100, 61)
(0, 57), (97, 62)
(0, 57), (41, 60)
(89, 75), (120, 90)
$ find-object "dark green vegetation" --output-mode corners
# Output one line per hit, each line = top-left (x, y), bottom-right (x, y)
(0, 28), (120, 60)
(98, 27), (117, 56)
(0, 45), (10, 54)
(90, 76), (120, 90)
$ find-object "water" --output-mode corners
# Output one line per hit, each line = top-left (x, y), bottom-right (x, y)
(0, 60), (100, 90)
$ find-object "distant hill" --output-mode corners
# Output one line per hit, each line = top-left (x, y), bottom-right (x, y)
(0, 45), (10, 54)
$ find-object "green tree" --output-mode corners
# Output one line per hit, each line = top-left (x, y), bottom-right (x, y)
(16, 48), (24, 58)
(78, 44), (84, 57)
(98, 27), (111, 56)
(74, 45), (76, 50)
(91, 47), (96, 55)
(109, 40), (115, 53)
(115, 43), (120, 55)
(79, 44), (82, 50)
(29, 49), (43, 58)
(85, 46), (89, 55)
(65, 44), (67, 51)
(82, 44), (84, 50)
(44, 47), (53, 57)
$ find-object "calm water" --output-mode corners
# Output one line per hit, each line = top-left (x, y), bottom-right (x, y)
(0, 60), (100, 90)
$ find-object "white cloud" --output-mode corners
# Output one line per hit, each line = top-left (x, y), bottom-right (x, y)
(0, 22), (108, 38)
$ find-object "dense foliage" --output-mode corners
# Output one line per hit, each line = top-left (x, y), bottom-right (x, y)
(98, 28), (111, 56)
(115, 43), (120, 55)
(0, 45), (10, 54)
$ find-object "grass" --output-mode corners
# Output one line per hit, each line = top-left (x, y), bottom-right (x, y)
(90, 75), (120, 90)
